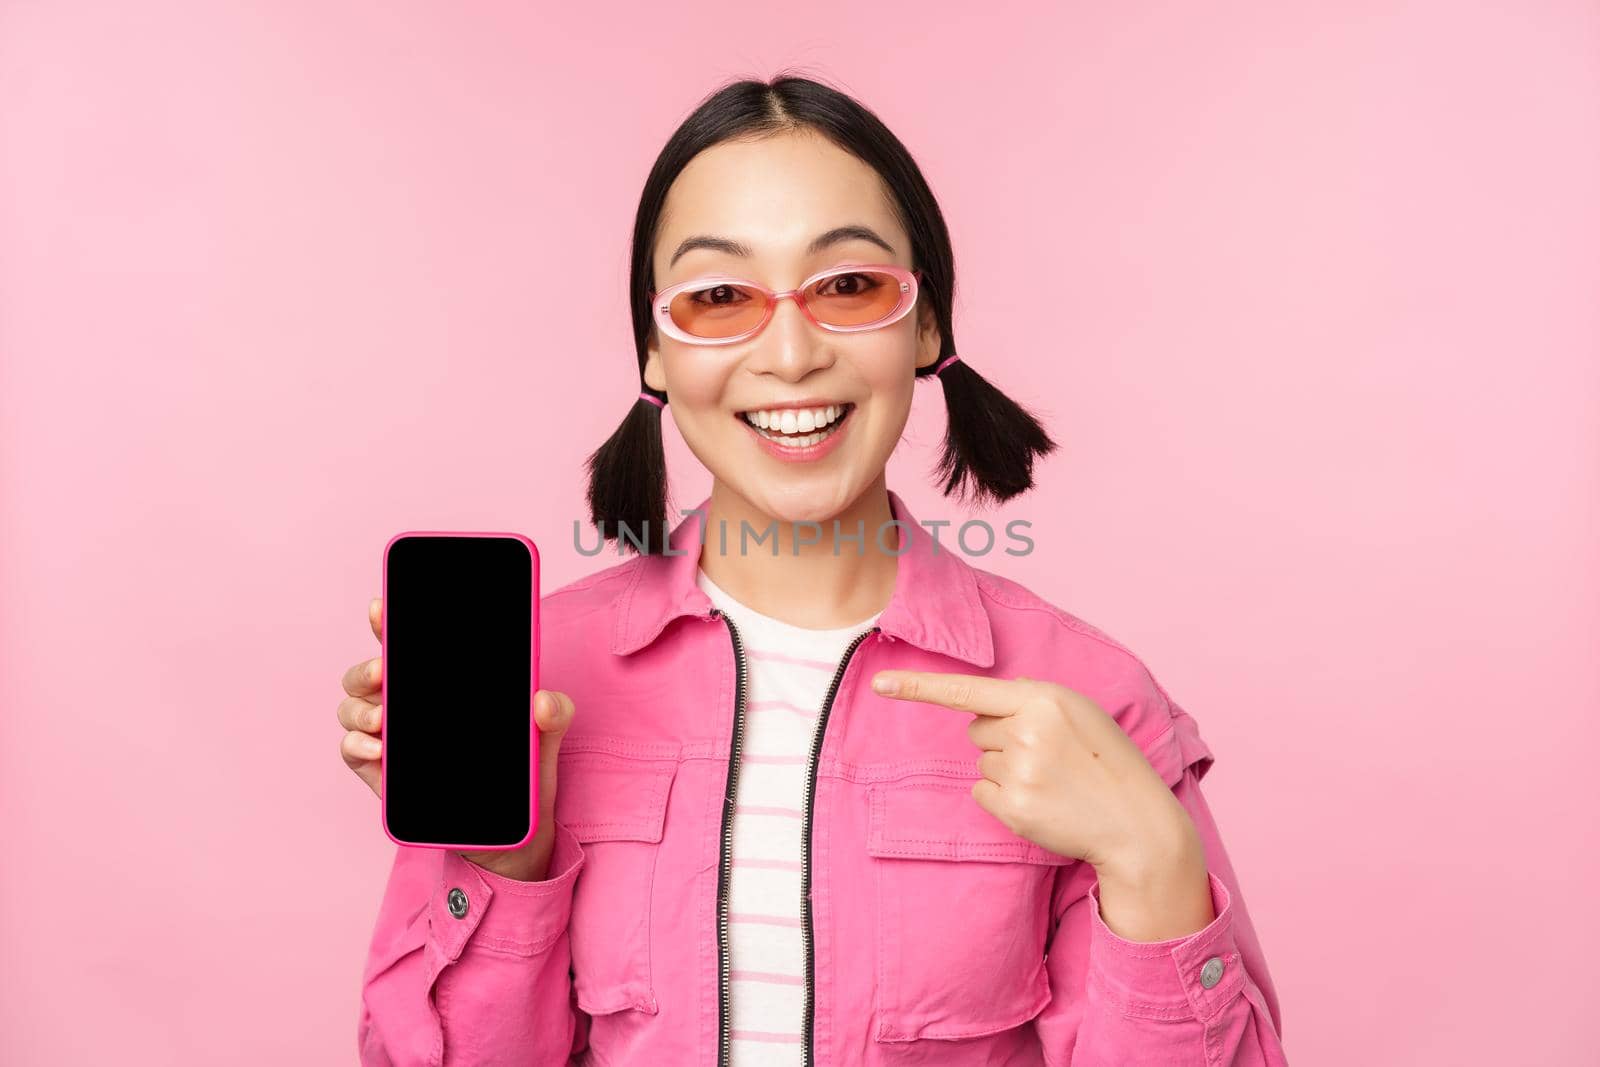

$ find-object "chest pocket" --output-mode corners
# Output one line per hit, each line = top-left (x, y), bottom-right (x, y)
(865, 773), (1071, 1043)
(555, 742), (679, 1016)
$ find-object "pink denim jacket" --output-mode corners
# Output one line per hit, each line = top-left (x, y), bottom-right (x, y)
(359, 489), (1289, 1065)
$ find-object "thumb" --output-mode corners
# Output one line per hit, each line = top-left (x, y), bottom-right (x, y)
(534, 689), (575, 805)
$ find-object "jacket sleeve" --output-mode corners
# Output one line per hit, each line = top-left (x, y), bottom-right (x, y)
(1034, 701), (1289, 1065)
(358, 818), (590, 1066)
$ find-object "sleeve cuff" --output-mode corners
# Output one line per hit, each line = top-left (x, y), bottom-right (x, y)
(1086, 868), (1245, 1022)
(427, 818), (585, 963)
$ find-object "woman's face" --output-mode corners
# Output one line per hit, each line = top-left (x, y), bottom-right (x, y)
(643, 129), (942, 527)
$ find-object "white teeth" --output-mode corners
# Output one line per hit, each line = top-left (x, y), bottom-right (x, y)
(740, 403), (852, 447)
(771, 430), (824, 448)
(741, 404), (848, 435)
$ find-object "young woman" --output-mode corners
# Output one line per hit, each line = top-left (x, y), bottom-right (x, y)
(341, 75), (1289, 1065)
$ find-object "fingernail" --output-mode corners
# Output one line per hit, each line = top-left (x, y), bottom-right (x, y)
(872, 676), (898, 695)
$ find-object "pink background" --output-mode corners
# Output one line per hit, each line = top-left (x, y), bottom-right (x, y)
(3, 2), (1596, 1063)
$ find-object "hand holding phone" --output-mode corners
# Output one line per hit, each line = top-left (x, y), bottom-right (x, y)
(336, 532), (577, 881)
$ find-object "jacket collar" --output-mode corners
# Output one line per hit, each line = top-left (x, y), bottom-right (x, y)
(608, 488), (995, 668)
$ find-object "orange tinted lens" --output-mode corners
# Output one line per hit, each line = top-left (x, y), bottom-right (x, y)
(667, 282), (770, 339)
(804, 270), (905, 327)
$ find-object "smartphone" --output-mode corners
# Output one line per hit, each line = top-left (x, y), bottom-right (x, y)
(380, 531), (539, 851)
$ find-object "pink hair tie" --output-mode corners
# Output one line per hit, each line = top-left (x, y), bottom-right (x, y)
(933, 353), (961, 376)
(639, 391), (666, 409)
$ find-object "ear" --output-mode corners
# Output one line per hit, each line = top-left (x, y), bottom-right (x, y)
(642, 340), (667, 393)
(914, 300), (943, 371)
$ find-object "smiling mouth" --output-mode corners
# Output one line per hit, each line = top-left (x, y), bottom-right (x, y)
(737, 403), (855, 447)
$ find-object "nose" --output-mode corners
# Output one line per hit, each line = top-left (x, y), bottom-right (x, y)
(750, 291), (835, 381)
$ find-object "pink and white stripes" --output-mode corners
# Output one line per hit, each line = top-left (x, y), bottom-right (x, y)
(698, 567), (882, 1065)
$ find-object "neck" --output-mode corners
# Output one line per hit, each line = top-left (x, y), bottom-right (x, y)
(696, 475), (898, 630)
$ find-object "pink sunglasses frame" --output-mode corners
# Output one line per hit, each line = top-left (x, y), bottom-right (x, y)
(648, 262), (923, 346)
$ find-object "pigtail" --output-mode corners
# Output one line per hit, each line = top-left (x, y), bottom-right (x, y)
(583, 385), (671, 555)
(917, 355), (1057, 505)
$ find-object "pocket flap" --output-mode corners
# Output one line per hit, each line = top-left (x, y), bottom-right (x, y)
(555, 744), (679, 843)
(867, 776), (1072, 866)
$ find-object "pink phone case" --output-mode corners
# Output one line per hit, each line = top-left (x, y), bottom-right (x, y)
(379, 530), (540, 852)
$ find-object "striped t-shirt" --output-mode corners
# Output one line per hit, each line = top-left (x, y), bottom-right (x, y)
(696, 566), (883, 1064)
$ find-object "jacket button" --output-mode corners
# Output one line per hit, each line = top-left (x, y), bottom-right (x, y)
(447, 887), (469, 919)
(1199, 956), (1225, 989)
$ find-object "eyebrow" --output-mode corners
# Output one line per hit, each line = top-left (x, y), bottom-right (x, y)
(667, 224), (896, 269)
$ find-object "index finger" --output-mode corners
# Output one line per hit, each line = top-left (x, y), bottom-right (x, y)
(870, 670), (1027, 715)
(370, 597), (383, 642)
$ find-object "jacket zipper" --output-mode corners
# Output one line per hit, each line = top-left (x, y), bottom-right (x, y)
(712, 607), (880, 1067)
(799, 624), (878, 1067)
(712, 607), (749, 1067)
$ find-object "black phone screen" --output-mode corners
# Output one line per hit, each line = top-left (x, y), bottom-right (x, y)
(381, 533), (538, 849)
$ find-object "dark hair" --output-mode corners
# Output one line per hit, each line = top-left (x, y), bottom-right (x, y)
(585, 72), (1057, 555)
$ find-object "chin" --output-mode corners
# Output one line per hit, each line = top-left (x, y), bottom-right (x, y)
(754, 485), (858, 527)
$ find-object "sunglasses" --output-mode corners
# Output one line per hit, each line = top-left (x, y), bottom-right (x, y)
(648, 263), (922, 346)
